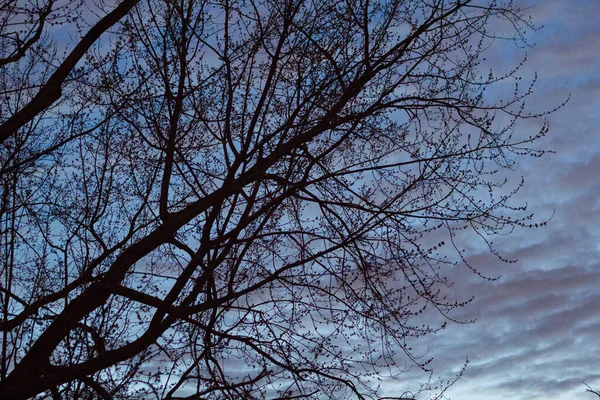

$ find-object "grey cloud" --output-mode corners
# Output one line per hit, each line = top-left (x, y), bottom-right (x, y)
(368, 1), (600, 398)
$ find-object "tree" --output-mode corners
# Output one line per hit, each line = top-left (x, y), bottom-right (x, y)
(585, 383), (600, 397)
(0, 0), (559, 398)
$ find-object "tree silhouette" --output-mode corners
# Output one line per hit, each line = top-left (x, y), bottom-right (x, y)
(585, 382), (600, 397)
(0, 0), (560, 398)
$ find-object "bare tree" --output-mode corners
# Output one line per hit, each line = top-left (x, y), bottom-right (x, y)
(585, 382), (600, 397)
(0, 0), (561, 398)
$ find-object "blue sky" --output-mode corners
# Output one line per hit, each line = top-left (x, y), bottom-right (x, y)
(61, 2), (600, 398)
(386, 1), (600, 399)
(2, 1), (597, 398)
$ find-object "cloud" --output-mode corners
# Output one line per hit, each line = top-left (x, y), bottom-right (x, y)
(387, 2), (600, 394)
(410, 0), (600, 392)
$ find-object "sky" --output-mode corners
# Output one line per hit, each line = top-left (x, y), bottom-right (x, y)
(2, 1), (597, 399)
(55, 1), (600, 399)
(385, 1), (600, 399)
(62, 2), (598, 398)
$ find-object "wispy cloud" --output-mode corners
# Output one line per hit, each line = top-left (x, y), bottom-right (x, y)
(389, 1), (600, 398)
